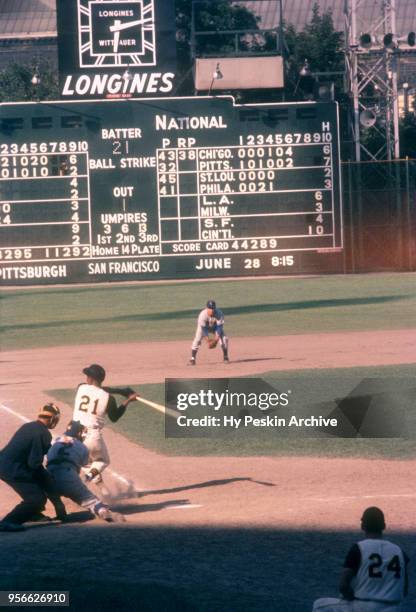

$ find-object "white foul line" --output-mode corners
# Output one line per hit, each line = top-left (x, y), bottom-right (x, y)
(310, 494), (416, 502)
(0, 402), (30, 423)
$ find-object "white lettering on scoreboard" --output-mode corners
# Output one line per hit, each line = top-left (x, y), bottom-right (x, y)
(0, 100), (343, 283)
(62, 72), (174, 97)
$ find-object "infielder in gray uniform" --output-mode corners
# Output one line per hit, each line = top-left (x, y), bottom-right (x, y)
(46, 421), (124, 523)
(189, 300), (229, 365)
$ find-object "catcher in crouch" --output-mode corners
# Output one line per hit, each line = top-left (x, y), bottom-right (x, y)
(73, 364), (138, 484)
(46, 421), (124, 523)
(189, 300), (229, 365)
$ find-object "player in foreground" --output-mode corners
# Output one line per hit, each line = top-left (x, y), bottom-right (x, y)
(189, 299), (229, 365)
(46, 421), (124, 523)
(312, 507), (409, 611)
(73, 364), (138, 483)
(0, 404), (61, 532)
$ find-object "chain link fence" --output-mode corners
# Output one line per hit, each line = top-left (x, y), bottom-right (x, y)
(342, 158), (416, 272)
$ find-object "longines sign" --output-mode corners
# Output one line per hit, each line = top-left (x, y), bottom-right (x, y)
(57, 0), (177, 99)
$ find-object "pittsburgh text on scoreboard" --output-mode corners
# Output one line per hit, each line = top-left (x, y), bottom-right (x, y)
(0, 97), (343, 285)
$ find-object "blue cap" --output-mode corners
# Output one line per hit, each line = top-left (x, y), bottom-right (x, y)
(207, 300), (216, 309)
(65, 421), (85, 438)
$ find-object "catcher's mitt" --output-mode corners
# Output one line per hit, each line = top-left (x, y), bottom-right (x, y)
(207, 337), (219, 349)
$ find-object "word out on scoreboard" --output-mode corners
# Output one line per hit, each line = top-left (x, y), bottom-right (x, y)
(0, 97), (343, 285)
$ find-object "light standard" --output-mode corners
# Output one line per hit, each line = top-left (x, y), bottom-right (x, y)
(31, 68), (41, 86)
(402, 82), (409, 115)
(208, 62), (223, 95)
(294, 59), (315, 100)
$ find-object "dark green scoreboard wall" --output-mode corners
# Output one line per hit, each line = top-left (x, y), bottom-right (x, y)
(0, 97), (343, 286)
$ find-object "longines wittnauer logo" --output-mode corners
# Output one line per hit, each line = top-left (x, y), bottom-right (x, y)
(77, 0), (156, 67)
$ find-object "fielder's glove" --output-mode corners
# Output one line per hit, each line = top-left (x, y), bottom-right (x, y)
(207, 337), (219, 349)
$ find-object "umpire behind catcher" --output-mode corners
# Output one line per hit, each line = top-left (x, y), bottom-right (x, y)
(0, 403), (61, 532)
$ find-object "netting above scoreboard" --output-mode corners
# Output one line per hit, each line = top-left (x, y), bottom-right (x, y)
(0, 96), (343, 286)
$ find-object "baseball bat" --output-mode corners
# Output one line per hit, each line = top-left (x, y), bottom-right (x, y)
(136, 396), (178, 419)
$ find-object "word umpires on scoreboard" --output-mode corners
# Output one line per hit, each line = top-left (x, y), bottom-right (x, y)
(0, 97), (343, 285)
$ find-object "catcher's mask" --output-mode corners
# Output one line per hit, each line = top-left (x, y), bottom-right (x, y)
(38, 403), (61, 429)
(65, 420), (86, 441)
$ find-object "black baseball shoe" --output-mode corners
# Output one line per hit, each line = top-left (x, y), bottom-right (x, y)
(53, 500), (68, 522)
(189, 357), (196, 365)
(223, 355), (230, 363)
(28, 513), (53, 523)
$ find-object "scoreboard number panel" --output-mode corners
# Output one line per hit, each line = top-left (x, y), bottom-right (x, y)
(0, 97), (343, 286)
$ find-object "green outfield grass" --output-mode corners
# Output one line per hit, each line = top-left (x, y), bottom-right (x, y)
(49, 363), (416, 459)
(1, 272), (415, 350)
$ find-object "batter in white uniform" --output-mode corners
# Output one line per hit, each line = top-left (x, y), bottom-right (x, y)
(73, 364), (137, 483)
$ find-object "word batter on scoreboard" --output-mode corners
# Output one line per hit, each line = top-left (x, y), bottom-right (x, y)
(0, 97), (343, 285)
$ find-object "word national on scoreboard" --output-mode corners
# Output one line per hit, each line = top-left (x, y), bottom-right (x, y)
(0, 97), (343, 286)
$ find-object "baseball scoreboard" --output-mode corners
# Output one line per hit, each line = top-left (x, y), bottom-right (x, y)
(0, 97), (343, 286)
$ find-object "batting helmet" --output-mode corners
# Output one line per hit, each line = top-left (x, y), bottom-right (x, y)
(83, 363), (106, 383)
(361, 507), (386, 533)
(38, 403), (61, 429)
(206, 300), (216, 310)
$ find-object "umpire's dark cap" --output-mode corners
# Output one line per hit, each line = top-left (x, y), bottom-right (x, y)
(83, 364), (106, 383)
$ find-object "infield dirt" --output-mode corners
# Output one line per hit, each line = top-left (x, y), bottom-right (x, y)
(1, 328), (415, 610)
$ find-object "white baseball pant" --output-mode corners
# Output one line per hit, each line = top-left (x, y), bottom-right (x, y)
(83, 428), (110, 474)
